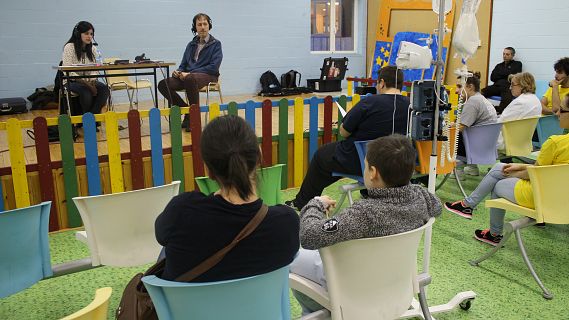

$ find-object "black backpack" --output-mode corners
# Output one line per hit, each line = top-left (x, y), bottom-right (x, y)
(281, 70), (301, 89)
(259, 70), (282, 96)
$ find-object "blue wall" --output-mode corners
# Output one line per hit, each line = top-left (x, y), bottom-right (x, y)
(0, 0), (367, 102)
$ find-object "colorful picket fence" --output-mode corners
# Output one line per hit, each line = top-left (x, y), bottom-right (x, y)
(0, 95), (356, 231)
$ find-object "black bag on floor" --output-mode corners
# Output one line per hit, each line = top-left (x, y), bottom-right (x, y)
(0, 97), (28, 115)
(281, 70), (301, 89)
(259, 70), (282, 96)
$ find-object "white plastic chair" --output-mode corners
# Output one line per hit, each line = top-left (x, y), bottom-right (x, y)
(73, 181), (180, 267)
(290, 218), (475, 319)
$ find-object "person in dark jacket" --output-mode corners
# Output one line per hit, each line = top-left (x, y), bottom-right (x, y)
(482, 47), (522, 114)
(155, 115), (299, 281)
(158, 13), (223, 131)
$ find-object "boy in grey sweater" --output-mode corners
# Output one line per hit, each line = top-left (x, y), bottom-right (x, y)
(290, 134), (442, 315)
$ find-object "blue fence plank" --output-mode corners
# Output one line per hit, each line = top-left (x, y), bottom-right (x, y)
(82, 113), (102, 196)
(149, 108), (165, 186)
(309, 96), (319, 161)
(245, 100), (256, 128)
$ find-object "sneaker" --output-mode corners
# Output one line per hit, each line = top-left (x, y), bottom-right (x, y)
(463, 164), (479, 176)
(474, 229), (503, 246)
(284, 200), (299, 211)
(444, 200), (473, 219)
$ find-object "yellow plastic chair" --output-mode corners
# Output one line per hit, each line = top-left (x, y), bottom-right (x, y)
(470, 164), (569, 300)
(60, 287), (112, 320)
(500, 117), (540, 158)
(103, 57), (155, 110)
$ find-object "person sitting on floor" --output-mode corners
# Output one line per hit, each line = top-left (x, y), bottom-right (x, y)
(61, 21), (110, 116)
(541, 57), (569, 115)
(289, 134), (442, 315)
(481, 47), (523, 114)
(444, 94), (569, 245)
(496, 72), (542, 149)
(454, 72), (498, 178)
(158, 13), (223, 132)
(155, 115), (299, 281)
(285, 66), (410, 210)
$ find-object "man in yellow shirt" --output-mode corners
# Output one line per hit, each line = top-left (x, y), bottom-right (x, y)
(541, 57), (569, 114)
(444, 94), (569, 246)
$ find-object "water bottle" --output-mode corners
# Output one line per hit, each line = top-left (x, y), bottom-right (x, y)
(94, 45), (103, 65)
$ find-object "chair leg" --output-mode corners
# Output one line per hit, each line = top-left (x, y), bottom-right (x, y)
(334, 189), (349, 214)
(454, 168), (468, 198)
(469, 221), (516, 266)
(436, 173), (450, 190)
(148, 86), (156, 109)
(514, 227), (553, 299)
(417, 288), (433, 320)
(126, 89), (134, 110)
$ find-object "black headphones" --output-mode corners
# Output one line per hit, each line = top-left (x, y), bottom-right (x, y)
(191, 13), (212, 34)
(73, 22), (80, 38)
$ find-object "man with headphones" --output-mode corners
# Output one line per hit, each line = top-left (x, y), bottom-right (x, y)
(158, 13), (223, 131)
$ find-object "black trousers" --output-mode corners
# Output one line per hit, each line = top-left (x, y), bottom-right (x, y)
(293, 142), (358, 209)
(481, 84), (513, 114)
(67, 81), (110, 114)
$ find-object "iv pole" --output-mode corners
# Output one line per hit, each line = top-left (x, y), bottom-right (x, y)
(427, 0), (447, 194)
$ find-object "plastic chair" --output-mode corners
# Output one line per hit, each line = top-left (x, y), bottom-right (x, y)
(60, 287), (112, 320)
(72, 181), (180, 267)
(291, 218), (475, 320)
(470, 164), (569, 300)
(500, 116), (540, 159)
(201, 77), (223, 106)
(533, 115), (564, 149)
(535, 80), (549, 98)
(142, 265), (291, 320)
(0, 202), (52, 298)
(331, 140), (368, 211)
(453, 122), (503, 197)
(103, 57), (155, 110)
(194, 164), (284, 205)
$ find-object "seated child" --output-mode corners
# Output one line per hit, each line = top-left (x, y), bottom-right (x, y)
(289, 134), (442, 315)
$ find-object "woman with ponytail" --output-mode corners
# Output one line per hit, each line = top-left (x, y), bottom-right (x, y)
(155, 115), (299, 281)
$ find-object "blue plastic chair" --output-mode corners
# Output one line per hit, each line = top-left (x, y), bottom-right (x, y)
(332, 140), (369, 211)
(142, 265), (291, 320)
(535, 80), (549, 98)
(454, 123), (503, 197)
(533, 115), (564, 149)
(0, 202), (52, 298)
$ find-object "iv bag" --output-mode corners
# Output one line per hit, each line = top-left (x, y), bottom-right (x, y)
(452, 0), (482, 61)
(432, 0), (452, 15)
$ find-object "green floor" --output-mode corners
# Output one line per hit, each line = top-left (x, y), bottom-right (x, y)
(1, 172), (569, 319)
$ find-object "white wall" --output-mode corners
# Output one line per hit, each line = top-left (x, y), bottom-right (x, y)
(489, 0), (569, 82)
(0, 0), (367, 101)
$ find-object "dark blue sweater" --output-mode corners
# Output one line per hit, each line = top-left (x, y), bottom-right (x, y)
(178, 35), (222, 76)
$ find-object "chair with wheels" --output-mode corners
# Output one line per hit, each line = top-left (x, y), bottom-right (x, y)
(0, 202), (52, 298)
(470, 164), (569, 300)
(533, 115), (564, 149)
(331, 140), (368, 211)
(60, 287), (112, 320)
(73, 181), (180, 267)
(500, 116), (540, 162)
(103, 57), (155, 110)
(142, 265), (291, 320)
(290, 218), (475, 319)
(453, 122), (503, 197)
(195, 164), (285, 205)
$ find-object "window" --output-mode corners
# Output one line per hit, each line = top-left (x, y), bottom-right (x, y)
(311, 0), (356, 52)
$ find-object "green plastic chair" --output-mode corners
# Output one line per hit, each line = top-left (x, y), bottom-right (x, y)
(195, 164), (284, 205)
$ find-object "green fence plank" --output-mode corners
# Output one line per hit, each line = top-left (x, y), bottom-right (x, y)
(58, 115), (81, 227)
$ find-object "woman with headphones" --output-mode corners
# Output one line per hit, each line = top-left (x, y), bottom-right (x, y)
(62, 21), (110, 116)
(158, 13), (223, 132)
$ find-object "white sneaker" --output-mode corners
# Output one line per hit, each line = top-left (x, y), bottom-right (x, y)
(464, 164), (479, 176)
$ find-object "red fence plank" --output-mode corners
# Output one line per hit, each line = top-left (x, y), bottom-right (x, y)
(262, 100), (273, 167)
(323, 96), (333, 144)
(33, 117), (59, 231)
(128, 110), (144, 190)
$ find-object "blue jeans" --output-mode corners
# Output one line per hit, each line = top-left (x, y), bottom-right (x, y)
(290, 249), (328, 315)
(464, 162), (519, 235)
(67, 80), (109, 114)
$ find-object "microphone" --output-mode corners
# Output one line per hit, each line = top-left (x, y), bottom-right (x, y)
(92, 37), (98, 46)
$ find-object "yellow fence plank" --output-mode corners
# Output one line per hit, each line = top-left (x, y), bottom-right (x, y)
(105, 112), (124, 193)
(209, 103), (220, 120)
(293, 97), (304, 187)
(6, 119), (30, 207)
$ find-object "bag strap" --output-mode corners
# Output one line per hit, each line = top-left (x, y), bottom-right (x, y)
(175, 204), (269, 282)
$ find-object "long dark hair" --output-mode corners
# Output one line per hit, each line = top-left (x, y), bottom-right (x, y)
(65, 21), (95, 61)
(201, 115), (261, 199)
